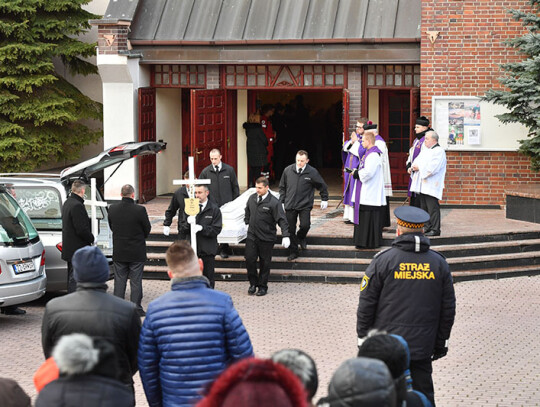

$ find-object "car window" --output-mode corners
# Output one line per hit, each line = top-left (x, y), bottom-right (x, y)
(12, 186), (63, 231)
(0, 191), (39, 244)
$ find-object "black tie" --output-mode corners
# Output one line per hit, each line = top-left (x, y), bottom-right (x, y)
(199, 203), (203, 211)
(258, 195), (262, 203)
(215, 166), (219, 173)
(298, 168), (302, 175)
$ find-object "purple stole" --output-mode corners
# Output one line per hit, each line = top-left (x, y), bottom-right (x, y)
(353, 145), (382, 225)
(342, 138), (366, 206)
(407, 136), (425, 197)
(375, 134), (385, 143)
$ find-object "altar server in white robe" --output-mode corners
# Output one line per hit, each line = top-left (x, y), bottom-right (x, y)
(352, 131), (386, 249)
(410, 130), (446, 236)
(364, 123), (393, 228)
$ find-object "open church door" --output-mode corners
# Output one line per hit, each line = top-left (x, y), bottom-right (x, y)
(138, 87), (157, 203)
(191, 89), (227, 175)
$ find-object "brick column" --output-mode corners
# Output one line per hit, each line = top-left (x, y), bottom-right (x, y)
(348, 65), (362, 133)
(206, 65), (220, 89)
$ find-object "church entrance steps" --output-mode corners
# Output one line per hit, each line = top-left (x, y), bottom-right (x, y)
(144, 230), (540, 283)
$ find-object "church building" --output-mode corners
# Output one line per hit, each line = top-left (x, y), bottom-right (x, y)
(91, 0), (539, 205)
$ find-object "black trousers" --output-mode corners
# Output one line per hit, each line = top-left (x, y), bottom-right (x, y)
(245, 238), (274, 290)
(419, 193), (441, 233)
(200, 254), (216, 288)
(285, 208), (311, 254)
(113, 261), (145, 312)
(410, 192), (421, 208)
(409, 358), (435, 406)
(67, 261), (76, 293)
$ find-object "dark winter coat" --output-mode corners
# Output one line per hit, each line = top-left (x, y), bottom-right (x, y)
(61, 193), (94, 261)
(199, 163), (240, 207)
(179, 199), (222, 256)
(36, 375), (134, 407)
(244, 192), (289, 242)
(356, 233), (456, 360)
(138, 276), (254, 407)
(108, 197), (151, 263)
(163, 186), (190, 235)
(41, 283), (141, 385)
(243, 122), (268, 167)
(279, 164), (329, 210)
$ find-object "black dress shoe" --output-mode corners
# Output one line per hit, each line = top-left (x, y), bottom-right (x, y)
(256, 288), (267, 296)
(299, 238), (307, 250)
(287, 253), (298, 261)
(248, 285), (257, 295)
(1, 306), (26, 315)
(219, 250), (229, 259)
(425, 231), (440, 237)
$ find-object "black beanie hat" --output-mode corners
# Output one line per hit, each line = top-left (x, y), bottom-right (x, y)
(363, 123), (377, 131)
(72, 246), (110, 284)
(415, 116), (430, 126)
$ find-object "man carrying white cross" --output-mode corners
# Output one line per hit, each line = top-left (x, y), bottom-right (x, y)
(61, 179), (94, 293)
(170, 158), (222, 288)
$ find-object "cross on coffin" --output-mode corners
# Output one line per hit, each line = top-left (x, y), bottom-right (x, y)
(84, 177), (108, 242)
(172, 156), (210, 254)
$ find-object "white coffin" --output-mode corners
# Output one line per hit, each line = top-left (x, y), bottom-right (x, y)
(217, 188), (280, 244)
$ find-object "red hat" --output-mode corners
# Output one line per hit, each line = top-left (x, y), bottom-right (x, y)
(197, 358), (308, 407)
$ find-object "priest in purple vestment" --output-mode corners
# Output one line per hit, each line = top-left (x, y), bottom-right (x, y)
(342, 118), (368, 222)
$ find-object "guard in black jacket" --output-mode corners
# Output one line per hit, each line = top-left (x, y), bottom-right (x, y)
(61, 179), (94, 293)
(244, 177), (290, 296)
(179, 184), (222, 288)
(108, 184), (152, 316)
(279, 150), (329, 261)
(199, 148), (239, 258)
(163, 171), (190, 239)
(356, 206), (456, 406)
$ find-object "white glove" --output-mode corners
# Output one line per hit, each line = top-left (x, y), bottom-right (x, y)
(321, 201), (328, 210)
(163, 226), (170, 236)
(282, 237), (290, 249)
(187, 215), (196, 225)
(193, 224), (203, 233)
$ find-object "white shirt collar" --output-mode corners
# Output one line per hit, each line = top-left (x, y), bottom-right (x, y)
(200, 200), (208, 211)
(258, 192), (269, 201)
(214, 163), (222, 171)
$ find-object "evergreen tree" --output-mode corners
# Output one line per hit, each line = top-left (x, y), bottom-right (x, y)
(485, 0), (540, 171)
(0, 0), (102, 172)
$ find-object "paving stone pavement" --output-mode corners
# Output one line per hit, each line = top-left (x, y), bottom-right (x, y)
(2, 276), (540, 406)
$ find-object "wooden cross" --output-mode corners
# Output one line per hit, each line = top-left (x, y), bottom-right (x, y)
(84, 178), (108, 240)
(172, 156), (210, 254)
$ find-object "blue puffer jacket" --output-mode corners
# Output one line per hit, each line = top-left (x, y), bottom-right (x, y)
(138, 276), (253, 407)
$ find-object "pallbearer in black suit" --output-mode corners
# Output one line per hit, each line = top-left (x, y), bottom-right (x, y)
(244, 177), (290, 296)
(108, 184), (151, 316)
(179, 184), (222, 288)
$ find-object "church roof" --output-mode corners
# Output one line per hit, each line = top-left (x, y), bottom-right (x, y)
(104, 0), (421, 43)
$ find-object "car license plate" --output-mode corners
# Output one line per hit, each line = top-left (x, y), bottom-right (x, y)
(13, 261), (35, 274)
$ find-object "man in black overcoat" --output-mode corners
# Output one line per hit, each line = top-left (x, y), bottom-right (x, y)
(61, 179), (94, 293)
(198, 148), (239, 258)
(108, 184), (151, 316)
(179, 184), (222, 288)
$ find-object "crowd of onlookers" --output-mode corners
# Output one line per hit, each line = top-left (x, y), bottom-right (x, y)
(0, 240), (433, 407)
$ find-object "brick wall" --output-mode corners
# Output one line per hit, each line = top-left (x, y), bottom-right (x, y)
(97, 24), (130, 55)
(422, 0), (537, 206)
(445, 151), (540, 205)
